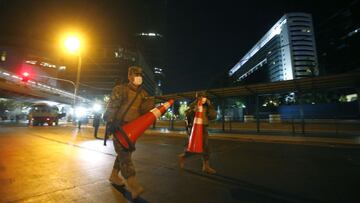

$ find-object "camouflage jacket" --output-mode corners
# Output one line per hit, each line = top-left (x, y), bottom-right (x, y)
(185, 100), (217, 126)
(104, 83), (154, 123)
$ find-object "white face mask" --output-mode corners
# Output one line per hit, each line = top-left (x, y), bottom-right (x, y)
(133, 76), (143, 86)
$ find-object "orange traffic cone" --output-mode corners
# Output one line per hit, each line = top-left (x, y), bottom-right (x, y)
(115, 99), (174, 151)
(187, 97), (204, 153)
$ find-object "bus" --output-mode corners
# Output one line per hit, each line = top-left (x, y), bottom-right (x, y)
(28, 103), (65, 126)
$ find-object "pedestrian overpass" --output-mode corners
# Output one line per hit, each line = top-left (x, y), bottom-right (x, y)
(0, 68), (90, 105)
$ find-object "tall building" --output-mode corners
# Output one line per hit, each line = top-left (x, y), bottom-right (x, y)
(154, 67), (165, 95)
(229, 13), (318, 84)
(70, 45), (156, 98)
(135, 32), (166, 95)
(316, 0), (360, 75)
(134, 0), (167, 94)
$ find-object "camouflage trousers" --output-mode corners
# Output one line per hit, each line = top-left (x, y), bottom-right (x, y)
(182, 126), (210, 161)
(112, 135), (136, 179)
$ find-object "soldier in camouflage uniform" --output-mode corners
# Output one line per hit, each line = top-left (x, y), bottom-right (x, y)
(178, 92), (217, 174)
(104, 66), (154, 199)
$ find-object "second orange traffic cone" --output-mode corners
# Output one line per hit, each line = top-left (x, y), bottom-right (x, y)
(187, 97), (204, 153)
(115, 99), (174, 151)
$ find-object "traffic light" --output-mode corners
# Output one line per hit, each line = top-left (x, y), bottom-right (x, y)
(21, 72), (30, 82)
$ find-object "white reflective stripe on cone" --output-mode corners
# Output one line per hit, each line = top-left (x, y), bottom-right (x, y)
(163, 102), (171, 109)
(193, 117), (203, 125)
(151, 108), (162, 118)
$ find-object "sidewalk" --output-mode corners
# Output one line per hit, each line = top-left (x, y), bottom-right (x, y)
(144, 128), (360, 147)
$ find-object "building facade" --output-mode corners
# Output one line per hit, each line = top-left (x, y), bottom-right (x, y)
(78, 46), (156, 98)
(229, 13), (319, 84)
(316, 0), (360, 75)
(0, 45), (65, 87)
(154, 67), (165, 95)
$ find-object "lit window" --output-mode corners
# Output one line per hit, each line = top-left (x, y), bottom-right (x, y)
(59, 66), (66, 70)
(301, 28), (311, 33)
(1, 51), (6, 62)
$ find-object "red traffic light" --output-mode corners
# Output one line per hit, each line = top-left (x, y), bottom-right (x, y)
(21, 72), (30, 82)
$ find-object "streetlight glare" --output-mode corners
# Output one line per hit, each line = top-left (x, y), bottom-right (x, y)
(75, 106), (86, 118)
(93, 103), (102, 112)
(64, 36), (80, 53)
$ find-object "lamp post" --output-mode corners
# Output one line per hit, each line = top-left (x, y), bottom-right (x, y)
(74, 51), (82, 107)
(64, 35), (81, 107)
(37, 75), (76, 105)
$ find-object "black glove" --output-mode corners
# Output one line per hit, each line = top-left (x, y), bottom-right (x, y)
(106, 122), (115, 134)
(108, 121), (122, 134)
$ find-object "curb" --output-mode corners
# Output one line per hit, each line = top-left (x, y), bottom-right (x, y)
(144, 130), (360, 148)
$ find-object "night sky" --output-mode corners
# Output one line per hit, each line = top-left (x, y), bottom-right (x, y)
(0, 0), (355, 94)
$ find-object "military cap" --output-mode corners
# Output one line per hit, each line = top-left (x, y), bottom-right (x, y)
(128, 66), (143, 77)
(196, 91), (208, 98)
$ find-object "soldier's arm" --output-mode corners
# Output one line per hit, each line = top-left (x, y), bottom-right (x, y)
(140, 91), (155, 114)
(189, 101), (197, 112)
(206, 100), (217, 121)
(104, 85), (123, 122)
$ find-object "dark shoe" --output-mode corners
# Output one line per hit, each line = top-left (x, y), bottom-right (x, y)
(126, 176), (144, 199)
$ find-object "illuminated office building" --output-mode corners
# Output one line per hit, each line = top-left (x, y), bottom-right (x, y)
(229, 13), (319, 84)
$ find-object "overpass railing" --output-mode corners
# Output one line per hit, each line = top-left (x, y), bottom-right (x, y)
(0, 68), (89, 103)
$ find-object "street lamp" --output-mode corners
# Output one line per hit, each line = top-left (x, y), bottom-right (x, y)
(64, 35), (82, 108)
(37, 75), (76, 99)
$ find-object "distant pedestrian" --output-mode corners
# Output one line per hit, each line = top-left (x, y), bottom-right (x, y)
(93, 113), (101, 138)
(78, 119), (82, 129)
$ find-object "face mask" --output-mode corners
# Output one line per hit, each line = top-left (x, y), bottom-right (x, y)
(133, 76), (143, 86)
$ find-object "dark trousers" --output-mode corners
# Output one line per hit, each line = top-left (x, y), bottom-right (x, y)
(93, 125), (99, 138)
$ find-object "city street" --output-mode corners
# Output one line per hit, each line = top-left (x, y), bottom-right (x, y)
(1, 1), (360, 203)
(1, 125), (360, 203)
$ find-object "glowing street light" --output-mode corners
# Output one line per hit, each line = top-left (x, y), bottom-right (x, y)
(63, 35), (82, 108)
(64, 36), (80, 53)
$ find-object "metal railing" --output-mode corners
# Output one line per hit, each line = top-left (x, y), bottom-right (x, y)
(153, 115), (360, 137)
(0, 68), (89, 103)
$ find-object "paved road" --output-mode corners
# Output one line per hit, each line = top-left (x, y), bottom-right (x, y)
(1, 125), (360, 203)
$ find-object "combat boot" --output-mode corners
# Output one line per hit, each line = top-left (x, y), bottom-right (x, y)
(109, 169), (125, 186)
(126, 176), (144, 199)
(178, 153), (185, 169)
(202, 160), (216, 174)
